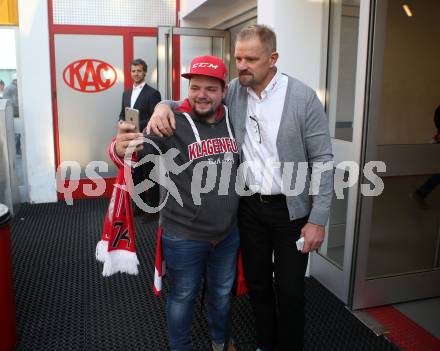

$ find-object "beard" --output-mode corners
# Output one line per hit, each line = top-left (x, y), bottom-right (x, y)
(191, 99), (217, 119)
(238, 71), (254, 87)
(193, 106), (216, 118)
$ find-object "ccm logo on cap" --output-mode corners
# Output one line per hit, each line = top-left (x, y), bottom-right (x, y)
(193, 63), (218, 69)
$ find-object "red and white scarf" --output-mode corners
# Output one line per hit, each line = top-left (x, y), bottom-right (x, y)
(96, 119), (249, 297)
(95, 139), (139, 276)
(95, 138), (167, 293)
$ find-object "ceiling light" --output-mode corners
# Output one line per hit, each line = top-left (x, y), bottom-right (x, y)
(402, 4), (413, 17)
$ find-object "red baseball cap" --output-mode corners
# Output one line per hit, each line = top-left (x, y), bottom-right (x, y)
(181, 55), (227, 85)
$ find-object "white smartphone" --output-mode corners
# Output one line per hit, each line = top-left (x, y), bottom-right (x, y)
(125, 107), (140, 132)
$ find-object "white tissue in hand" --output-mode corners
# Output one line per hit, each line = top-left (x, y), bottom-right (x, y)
(296, 237), (305, 251)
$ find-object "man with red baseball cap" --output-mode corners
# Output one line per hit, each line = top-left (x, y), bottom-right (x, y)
(114, 55), (239, 351)
(181, 55), (227, 83)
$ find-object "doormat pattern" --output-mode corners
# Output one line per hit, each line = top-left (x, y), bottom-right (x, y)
(10, 199), (399, 350)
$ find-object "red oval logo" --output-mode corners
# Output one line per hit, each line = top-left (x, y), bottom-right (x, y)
(63, 59), (117, 93)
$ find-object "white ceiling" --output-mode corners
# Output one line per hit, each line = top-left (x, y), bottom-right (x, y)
(181, 0), (257, 21)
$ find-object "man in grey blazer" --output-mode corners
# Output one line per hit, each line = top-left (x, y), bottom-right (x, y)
(150, 25), (333, 351)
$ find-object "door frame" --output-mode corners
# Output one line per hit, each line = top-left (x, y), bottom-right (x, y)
(157, 26), (230, 100)
(309, 0), (372, 304)
(351, 0), (440, 309)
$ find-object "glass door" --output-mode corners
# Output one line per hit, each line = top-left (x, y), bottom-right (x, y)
(352, 0), (440, 309)
(157, 27), (230, 100)
(132, 35), (159, 90)
(309, 0), (371, 304)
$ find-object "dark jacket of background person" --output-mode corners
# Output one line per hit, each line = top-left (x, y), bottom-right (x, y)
(119, 83), (161, 131)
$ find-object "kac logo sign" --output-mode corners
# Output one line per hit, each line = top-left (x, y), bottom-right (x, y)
(63, 59), (117, 93)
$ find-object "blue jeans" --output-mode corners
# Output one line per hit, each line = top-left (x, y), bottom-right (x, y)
(162, 226), (240, 351)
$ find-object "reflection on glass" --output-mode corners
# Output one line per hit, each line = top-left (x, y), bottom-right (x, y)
(133, 36), (158, 89)
(326, 0), (360, 142)
(367, 176), (440, 278)
(412, 108), (440, 209)
(179, 36), (221, 99)
(378, 1), (440, 145)
(318, 169), (348, 269)
(3, 76), (18, 117)
(366, 1), (440, 278)
(212, 37), (223, 59)
(55, 34), (123, 179)
(0, 28), (23, 188)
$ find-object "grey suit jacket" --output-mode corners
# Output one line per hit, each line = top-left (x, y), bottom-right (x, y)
(165, 74), (334, 225)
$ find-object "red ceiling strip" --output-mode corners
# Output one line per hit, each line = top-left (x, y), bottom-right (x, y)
(52, 24), (157, 36)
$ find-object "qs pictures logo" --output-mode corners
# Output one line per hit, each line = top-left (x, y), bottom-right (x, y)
(63, 59), (117, 93)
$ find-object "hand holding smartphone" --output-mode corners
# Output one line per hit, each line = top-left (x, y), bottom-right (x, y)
(125, 107), (140, 132)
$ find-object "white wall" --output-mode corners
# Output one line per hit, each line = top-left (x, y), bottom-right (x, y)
(180, 0), (327, 92)
(258, 0), (327, 95)
(180, 0), (257, 29)
(180, 0), (206, 17)
(0, 29), (17, 69)
(17, 0), (57, 203)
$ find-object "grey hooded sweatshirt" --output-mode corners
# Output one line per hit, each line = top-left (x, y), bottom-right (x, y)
(139, 105), (240, 241)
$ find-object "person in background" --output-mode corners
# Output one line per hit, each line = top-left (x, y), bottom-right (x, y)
(0, 80), (5, 98)
(412, 105), (440, 208)
(119, 58), (162, 220)
(3, 75), (20, 154)
(3, 76), (18, 116)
